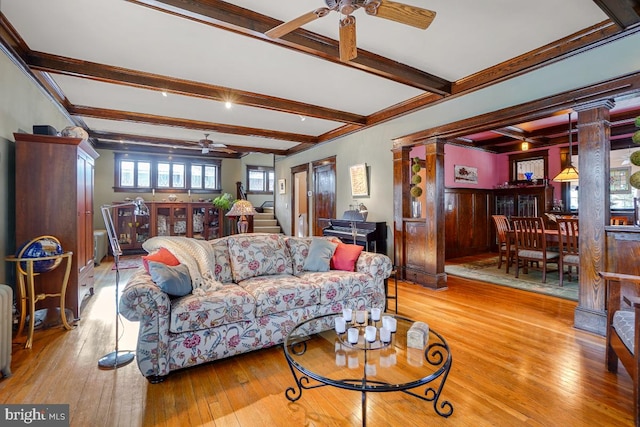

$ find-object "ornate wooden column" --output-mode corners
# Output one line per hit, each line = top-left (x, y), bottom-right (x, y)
(423, 138), (447, 288)
(574, 99), (614, 335)
(391, 138), (447, 289)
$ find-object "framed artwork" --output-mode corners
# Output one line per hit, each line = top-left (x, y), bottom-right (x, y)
(610, 167), (630, 194)
(454, 165), (478, 184)
(278, 178), (286, 194)
(349, 163), (369, 197)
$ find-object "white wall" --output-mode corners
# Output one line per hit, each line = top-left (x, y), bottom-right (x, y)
(0, 49), (74, 281)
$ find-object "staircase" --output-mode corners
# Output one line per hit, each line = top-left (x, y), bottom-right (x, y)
(253, 206), (282, 234)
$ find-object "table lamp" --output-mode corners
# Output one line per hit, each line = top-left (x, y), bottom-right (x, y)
(226, 200), (256, 234)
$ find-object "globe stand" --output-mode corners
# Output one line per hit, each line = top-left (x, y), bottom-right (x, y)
(29, 307), (76, 330)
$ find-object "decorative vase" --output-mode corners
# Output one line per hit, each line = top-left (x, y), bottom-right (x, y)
(411, 200), (422, 218)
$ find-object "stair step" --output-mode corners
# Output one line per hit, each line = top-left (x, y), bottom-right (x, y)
(254, 219), (278, 227)
(254, 226), (281, 233)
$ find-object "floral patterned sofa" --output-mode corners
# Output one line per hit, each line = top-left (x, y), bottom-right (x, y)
(119, 233), (392, 383)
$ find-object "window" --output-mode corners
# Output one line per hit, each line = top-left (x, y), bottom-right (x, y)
(246, 165), (274, 194)
(114, 153), (221, 192)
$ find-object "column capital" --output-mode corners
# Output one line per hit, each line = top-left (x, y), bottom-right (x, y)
(573, 98), (615, 112)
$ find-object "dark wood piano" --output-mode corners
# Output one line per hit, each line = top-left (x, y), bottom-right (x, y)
(322, 218), (387, 254)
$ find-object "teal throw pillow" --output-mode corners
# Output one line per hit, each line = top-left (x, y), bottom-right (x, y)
(148, 261), (192, 297)
(303, 238), (338, 272)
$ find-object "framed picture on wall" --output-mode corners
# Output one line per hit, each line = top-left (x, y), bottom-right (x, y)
(610, 167), (631, 194)
(278, 178), (286, 194)
(454, 165), (478, 184)
(349, 163), (369, 197)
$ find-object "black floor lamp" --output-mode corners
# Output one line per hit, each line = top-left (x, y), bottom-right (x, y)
(98, 197), (149, 369)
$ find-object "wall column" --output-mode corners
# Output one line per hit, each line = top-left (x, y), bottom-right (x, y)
(392, 145), (412, 269)
(423, 138), (447, 288)
(574, 99), (615, 335)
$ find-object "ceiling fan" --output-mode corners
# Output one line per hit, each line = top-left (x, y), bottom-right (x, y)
(198, 134), (235, 154)
(265, 0), (436, 62)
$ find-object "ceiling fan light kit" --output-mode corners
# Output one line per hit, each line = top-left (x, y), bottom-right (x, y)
(265, 0), (436, 62)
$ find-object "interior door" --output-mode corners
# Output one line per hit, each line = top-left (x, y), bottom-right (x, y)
(312, 157), (336, 237)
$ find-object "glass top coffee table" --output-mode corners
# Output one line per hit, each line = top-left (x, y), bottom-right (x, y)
(283, 312), (453, 426)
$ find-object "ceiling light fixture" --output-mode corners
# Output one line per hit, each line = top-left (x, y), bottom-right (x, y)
(161, 91), (168, 97)
(225, 101), (232, 109)
(553, 112), (579, 182)
(521, 140), (530, 151)
(299, 115), (306, 121)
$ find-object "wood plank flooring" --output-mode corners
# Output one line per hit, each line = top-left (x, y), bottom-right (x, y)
(0, 256), (634, 426)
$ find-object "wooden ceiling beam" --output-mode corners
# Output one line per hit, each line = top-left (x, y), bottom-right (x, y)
(89, 130), (288, 156)
(25, 51), (365, 126)
(127, 0), (451, 95)
(592, 0), (640, 29)
(68, 105), (319, 144)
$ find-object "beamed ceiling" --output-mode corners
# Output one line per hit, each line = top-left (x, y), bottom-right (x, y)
(1, 0), (640, 158)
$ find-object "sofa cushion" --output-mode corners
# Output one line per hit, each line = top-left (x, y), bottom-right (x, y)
(297, 270), (381, 305)
(331, 242), (364, 271)
(613, 310), (635, 355)
(148, 261), (192, 297)
(228, 234), (293, 282)
(286, 236), (341, 276)
(303, 238), (338, 272)
(210, 238), (234, 283)
(169, 285), (256, 333)
(238, 274), (320, 317)
(142, 247), (180, 273)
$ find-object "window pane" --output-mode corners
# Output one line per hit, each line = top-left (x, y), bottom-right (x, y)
(268, 171), (274, 192)
(138, 162), (151, 187)
(173, 164), (185, 188)
(157, 163), (170, 188)
(249, 170), (265, 192)
(204, 166), (217, 189)
(120, 161), (135, 187)
(191, 165), (203, 189)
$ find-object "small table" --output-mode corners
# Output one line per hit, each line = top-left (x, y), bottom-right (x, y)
(5, 252), (74, 348)
(283, 313), (453, 426)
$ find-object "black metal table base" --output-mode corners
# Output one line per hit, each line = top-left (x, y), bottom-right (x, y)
(284, 343), (453, 426)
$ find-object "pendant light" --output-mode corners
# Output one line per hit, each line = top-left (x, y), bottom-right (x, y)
(553, 112), (579, 182)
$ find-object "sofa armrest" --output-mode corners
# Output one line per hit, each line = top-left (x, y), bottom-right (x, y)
(355, 251), (392, 280)
(119, 270), (173, 379)
(119, 271), (171, 321)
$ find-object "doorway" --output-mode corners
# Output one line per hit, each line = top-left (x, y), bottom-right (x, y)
(291, 164), (309, 237)
(312, 157), (337, 237)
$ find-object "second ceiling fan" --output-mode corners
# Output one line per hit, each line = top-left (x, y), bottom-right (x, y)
(265, 0), (436, 62)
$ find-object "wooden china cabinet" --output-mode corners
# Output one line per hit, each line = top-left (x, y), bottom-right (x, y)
(14, 133), (98, 319)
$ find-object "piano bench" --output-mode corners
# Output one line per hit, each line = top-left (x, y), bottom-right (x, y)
(384, 268), (398, 313)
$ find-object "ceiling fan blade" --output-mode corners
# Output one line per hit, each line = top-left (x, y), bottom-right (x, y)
(339, 16), (357, 62)
(265, 8), (331, 39)
(366, 0), (436, 30)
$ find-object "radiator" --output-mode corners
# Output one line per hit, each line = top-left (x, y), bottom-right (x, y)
(0, 284), (12, 378)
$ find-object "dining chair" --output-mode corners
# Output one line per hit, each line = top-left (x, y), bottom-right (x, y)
(491, 215), (514, 271)
(599, 272), (640, 426)
(511, 216), (560, 284)
(557, 218), (579, 287)
(611, 216), (629, 225)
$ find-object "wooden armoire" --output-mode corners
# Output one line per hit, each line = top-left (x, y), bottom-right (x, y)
(14, 133), (99, 319)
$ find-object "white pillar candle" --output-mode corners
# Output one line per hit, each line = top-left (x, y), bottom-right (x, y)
(371, 307), (381, 321)
(379, 327), (391, 343)
(335, 317), (346, 334)
(342, 308), (353, 322)
(382, 316), (397, 332)
(365, 325), (377, 342)
(347, 327), (359, 344)
(355, 310), (366, 324)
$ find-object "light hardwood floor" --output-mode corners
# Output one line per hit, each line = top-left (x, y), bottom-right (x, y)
(0, 256), (634, 426)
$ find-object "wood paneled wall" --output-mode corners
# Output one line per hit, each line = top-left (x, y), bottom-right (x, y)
(444, 188), (494, 259)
